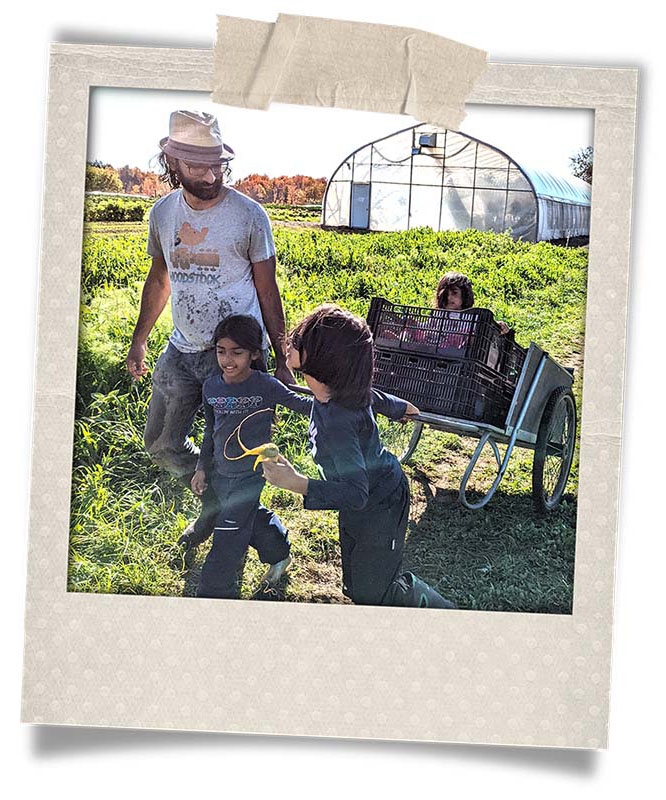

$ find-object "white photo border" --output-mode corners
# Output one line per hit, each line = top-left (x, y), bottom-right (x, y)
(21, 43), (637, 749)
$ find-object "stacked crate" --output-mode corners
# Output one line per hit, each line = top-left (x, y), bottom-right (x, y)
(367, 298), (526, 427)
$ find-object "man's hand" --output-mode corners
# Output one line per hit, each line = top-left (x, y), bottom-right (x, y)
(262, 455), (309, 495)
(127, 339), (148, 381)
(127, 254), (170, 380)
(498, 321), (511, 335)
(399, 401), (420, 423)
(191, 469), (208, 496)
(274, 363), (296, 386)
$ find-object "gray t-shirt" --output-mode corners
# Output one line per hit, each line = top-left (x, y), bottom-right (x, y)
(147, 187), (275, 353)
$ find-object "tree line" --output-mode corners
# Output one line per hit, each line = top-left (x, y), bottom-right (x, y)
(233, 174), (326, 205)
(85, 161), (326, 204)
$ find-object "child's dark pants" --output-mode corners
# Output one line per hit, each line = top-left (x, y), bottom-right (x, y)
(338, 474), (409, 605)
(197, 472), (290, 599)
(338, 475), (453, 608)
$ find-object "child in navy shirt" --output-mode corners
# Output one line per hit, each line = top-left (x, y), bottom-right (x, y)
(193, 315), (311, 600)
(262, 305), (455, 609)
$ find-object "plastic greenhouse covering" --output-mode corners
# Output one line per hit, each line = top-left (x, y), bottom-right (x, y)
(322, 124), (591, 242)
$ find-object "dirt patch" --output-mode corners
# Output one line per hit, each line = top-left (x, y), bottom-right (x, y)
(272, 220), (321, 229)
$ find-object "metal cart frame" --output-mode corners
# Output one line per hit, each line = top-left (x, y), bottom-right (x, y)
(380, 342), (577, 512)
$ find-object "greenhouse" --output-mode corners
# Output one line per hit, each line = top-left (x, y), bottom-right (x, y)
(322, 124), (591, 242)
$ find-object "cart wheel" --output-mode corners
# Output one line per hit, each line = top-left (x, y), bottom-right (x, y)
(532, 386), (577, 512)
(377, 418), (423, 464)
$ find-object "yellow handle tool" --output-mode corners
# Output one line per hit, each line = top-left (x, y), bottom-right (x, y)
(223, 409), (280, 471)
(244, 442), (280, 471)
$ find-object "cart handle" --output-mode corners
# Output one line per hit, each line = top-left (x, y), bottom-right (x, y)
(459, 352), (548, 510)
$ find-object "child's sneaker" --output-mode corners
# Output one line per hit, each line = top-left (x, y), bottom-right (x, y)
(251, 580), (285, 601)
(177, 521), (211, 551)
(259, 555), (292, 587)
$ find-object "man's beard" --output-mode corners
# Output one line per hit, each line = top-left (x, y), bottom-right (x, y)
(178, 173), (224, 201)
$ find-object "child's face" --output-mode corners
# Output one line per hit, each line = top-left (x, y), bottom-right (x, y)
(286, 340), (301, 371)
(216, 337), (258, 383)
(286, 341), (330, 402)
(445, 286), (464, 310)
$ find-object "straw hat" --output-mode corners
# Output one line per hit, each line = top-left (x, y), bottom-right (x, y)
(159, 110), (235, 164)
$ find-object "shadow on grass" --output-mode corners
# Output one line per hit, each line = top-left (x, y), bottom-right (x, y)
(403, 469), (577, 615)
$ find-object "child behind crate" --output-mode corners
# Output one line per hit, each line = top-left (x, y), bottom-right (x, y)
(435, 271), (510, 331)
(429, 272), (510, 362)
(435, 271), (475, 312)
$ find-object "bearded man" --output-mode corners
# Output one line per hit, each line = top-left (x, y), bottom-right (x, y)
(126, 110), (294, 554)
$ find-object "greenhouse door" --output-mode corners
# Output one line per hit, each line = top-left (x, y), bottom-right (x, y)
(351, 183), (370, 229)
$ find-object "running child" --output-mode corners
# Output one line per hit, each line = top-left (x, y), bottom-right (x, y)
(193, 314), (312, 600)
(262, 305), (455, 609)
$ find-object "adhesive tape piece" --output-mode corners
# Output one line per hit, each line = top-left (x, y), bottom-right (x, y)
(213, 14), (488, 129)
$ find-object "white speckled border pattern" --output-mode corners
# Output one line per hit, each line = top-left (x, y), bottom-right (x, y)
(21, 43), (637, 749)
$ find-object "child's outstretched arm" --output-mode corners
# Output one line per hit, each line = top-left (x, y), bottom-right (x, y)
(261, 454), (309, 496)
(272, 381), (314, 416)
(371, 389), (419, 421)
(264, 409), (370, 512)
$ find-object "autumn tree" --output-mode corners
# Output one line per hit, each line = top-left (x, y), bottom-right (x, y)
(85, 164), (123, 193)
(140, 172), (168, 197)
(234, 174), (326, 204)
(117, 165), (143, 193)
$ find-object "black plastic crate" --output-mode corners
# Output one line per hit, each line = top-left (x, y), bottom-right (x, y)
(501, 331), (527, 387)
(373, 348), (514, 428)
(367, 297), (526, 386)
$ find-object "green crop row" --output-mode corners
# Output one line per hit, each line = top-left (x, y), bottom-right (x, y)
(264, 203), (322, 222)
(84, 194), (155, 222)
(80, 226), (587, 360)
(81, 233), (151, 296)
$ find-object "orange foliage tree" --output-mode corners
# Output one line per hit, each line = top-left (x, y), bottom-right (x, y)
(116, 164), (170, 197)
(234, 174), (326, 204)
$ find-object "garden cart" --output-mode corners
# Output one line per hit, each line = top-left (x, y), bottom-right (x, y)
(366, 298), (577, 512)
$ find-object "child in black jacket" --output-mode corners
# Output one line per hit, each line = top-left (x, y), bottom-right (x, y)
(262, 304), (454, 609)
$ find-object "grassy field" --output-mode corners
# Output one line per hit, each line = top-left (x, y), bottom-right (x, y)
(70, 219), (586, 612)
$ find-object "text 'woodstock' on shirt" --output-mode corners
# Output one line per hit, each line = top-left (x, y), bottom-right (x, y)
(147, 187), (275, 353)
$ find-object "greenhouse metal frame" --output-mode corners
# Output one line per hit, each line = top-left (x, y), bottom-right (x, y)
(322, 124), (591, 242)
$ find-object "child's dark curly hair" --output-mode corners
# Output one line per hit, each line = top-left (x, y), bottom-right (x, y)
(435, 271), (475, 310)
(289, 304), (374, 409)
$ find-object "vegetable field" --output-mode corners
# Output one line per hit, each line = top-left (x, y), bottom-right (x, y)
(83, 194), (321, 224)
(71, 217), (586, 612)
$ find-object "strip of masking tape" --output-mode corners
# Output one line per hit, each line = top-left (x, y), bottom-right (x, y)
(212, 14), (488, 129)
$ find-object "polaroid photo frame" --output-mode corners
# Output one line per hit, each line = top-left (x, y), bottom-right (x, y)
(21, 41), (637, 748)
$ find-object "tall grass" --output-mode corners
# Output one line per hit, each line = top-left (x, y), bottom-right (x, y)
(70, 225), (586, 610)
